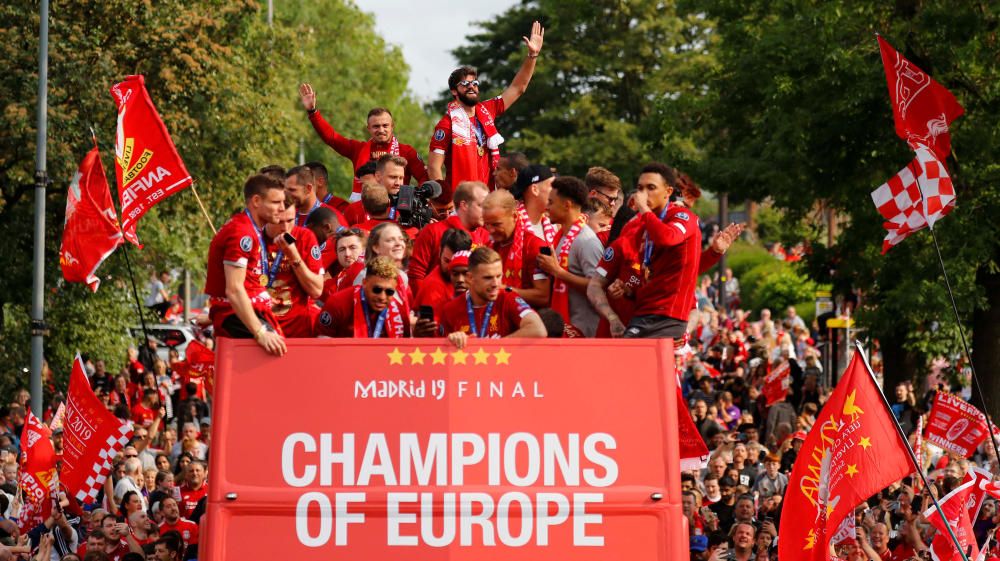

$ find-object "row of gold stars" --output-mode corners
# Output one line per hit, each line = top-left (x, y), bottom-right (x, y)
(387, 347), (511, 366)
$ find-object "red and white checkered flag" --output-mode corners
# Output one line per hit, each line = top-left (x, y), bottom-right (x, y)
(871, 144), (956, 253)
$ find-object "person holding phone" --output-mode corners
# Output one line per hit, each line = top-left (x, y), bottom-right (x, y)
(262, 200), (324, 337)
(413, 228), (472, 326)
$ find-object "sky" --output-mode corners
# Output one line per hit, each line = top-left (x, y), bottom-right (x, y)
(355, 0), (519, 103)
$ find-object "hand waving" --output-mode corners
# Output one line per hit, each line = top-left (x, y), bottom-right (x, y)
(299, 83), (317, 111)
(523, 21), (544, 56)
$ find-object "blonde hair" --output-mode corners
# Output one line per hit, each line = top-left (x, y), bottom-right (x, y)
(482, 189), (516, 213)
(365, 255), (400, 281)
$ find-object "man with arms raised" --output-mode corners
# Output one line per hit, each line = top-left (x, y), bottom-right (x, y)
(316, 256), (411, 338)
(262, 199), (324, 337)
(536, 176), (603, 337)
(481, 190), (551, 308)
(204, 174), (286, 355)
(439, 247), (545, 348)
(408, 181), (491, 288)
(299, 88), (427, 202)
(428, 22), (544, 199)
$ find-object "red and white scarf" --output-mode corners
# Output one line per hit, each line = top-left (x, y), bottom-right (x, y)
(351, 136), (400, 196)
(351, 286), (405, 338)
(447, 100), (503, 185)
(516, 201), (558, 245)
(494, 213), (527, 287)
(550, 215), (588, 322)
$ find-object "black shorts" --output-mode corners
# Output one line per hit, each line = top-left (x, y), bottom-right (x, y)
(623, 314), (688, 339)
(219, 312), (277, 339)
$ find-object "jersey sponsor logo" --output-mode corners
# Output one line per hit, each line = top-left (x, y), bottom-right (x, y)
(239, 235), (252, 253)
(676, 211), (690, 221)
(319, 311), (332, 326)
(310, 246), (321, 260)
(603, 247), (615, 262)
(433, 129), (446, 141)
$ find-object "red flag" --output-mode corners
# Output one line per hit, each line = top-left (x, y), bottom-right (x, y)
(870, 145), (956, 253)
(924, 392), (990, 458)
(59, 143), (124, 290)
(61, 355), (133, 504)
(18, 410), (57, 530)
(675, 384), (709, 470)
(778, 351), (914, 561)
(877, 35), (964, 161)
(924, 473), (980, 561)
(183, 339), (216, 396)
(762, 361), (791, 406)
(110, 75), (193, 247)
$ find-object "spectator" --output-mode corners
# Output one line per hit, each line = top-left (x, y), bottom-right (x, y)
(144, 271), (171, 319)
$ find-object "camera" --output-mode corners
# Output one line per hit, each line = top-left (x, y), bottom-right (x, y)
(395, 180), (442, 230)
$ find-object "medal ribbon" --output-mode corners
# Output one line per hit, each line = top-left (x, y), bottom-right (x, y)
(466, 292), (494, 339)
(361, 291), (388, 338)
(244, 209), (269, 278)
(642, 206), (670, 273)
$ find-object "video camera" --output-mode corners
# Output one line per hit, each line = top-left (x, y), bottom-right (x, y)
(395, 180), (443, 230)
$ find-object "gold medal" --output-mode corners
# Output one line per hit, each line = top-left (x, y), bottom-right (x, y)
(643, 267), (651, 282)
(259, 274), (269, 286)
(478, 145), (485, 157)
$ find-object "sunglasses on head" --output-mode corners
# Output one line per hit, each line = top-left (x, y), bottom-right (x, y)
(458, 79), (480, 88)
(372, 286), (396, 296)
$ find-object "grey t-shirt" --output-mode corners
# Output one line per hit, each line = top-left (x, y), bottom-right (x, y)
(560, 226), (603, 337)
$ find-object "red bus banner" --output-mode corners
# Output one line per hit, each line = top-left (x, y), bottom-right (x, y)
(203, 339), (685, 560)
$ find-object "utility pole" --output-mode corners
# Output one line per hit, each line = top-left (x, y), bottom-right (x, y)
(29, 0), (50, 417)
(718, 192), (729, 311)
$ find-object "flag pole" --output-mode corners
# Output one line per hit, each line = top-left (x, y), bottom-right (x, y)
(926, 225), (1000, 467)
(189, 180), (217, 234)
(855, 340), (970, 561)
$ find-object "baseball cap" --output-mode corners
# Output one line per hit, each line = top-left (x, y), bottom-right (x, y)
(449, 250), (471, 273)
(512, 164), (553, 199)
(792, 431), (808, 441)
(690, 534), (708, 552)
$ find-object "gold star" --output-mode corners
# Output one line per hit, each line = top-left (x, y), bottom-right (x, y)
(493, 348), (511, 365)
(473, 347), (490, 365)
(388, 348), (405, 365)
(451, 349), (468, 365)
(858, 436), (872, 450)
(430, 347), (448, 365)
(846, 464), (859, 477)
(408, 348), (426, 365)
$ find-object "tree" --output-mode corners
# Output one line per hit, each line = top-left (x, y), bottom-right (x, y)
(0, 0), (426, 394)
(656, 1), (1000, 409)
(440, 0), (715, 180)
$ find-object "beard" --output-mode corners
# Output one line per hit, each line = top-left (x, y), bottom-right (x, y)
(457, 90), (479, 107)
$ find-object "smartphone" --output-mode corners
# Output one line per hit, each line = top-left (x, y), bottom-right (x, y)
(282, 232), (296, 244)
(911, 496), (923, 511)
(418, 306), (435, 321)
(887, 500), (900, 511)
(539, 246), (552, 256)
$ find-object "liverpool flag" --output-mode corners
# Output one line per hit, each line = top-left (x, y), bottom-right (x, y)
(110, 75), (193, 247)
(877, 35), (964, 161)
(778, 351), (914, 561)
(59, 142), (124, 291)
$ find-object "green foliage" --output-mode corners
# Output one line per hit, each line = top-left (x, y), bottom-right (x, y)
(0, 0), (426, 387)
(748, 268), (817, 317)
(726, 240), (774, 279)
(754, 205), (816, 248)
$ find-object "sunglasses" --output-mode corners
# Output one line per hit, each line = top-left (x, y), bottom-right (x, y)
(458, 80), (480, 88)
(125, 454), (138, 458)
(372, 286), (396, 296)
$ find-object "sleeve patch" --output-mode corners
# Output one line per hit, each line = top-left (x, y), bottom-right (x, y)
(603, 247), (615, 262)
(239, 235), (253, 253)
(433, 129), (446, 141)
(319, 311), (332, 326)
(310, 246), (321, 260)
(676, 211), (690, 221)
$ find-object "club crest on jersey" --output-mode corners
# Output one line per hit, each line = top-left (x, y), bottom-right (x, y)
(319, 311), (332, 326)
(676, 211), (690, 221)
(434, 129), (446, 141)
(239, 235), (253, 252)
(311, 246), (321, 260)
(603, 247), (615, 262)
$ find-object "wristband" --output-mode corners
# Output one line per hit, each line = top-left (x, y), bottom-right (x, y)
(307, 108), (317, 115)
(527, 53), (539, 59)
(254, 325), (267, 339)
